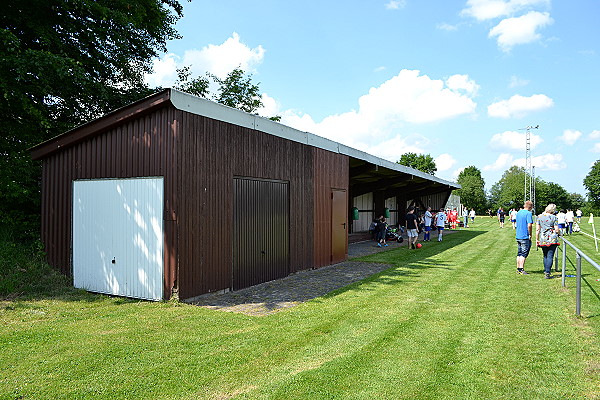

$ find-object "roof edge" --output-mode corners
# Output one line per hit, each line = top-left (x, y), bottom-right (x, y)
(31, 89), (171, 160)
(170, 89), (460, 189)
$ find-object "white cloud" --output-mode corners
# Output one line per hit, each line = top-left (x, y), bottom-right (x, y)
(591, 143), (600, 153)
(446, 74), (480, 96)
(435, 153), (457, 172)
(509, 75), (529, 88)
(484, 152), (564, 171)
(363, 135), (430, 163)
(256, 93), (279, 118)
(487, 94), (554, 118)
(489, 130), (543, 151)
(483, 153), (514, 171)
(437, 23), (459, 31)
(385, 0), (406, 10)
(589, 130), (600, 140)
(144, 53), (179, 88)
(489, 11), (554, 52)
(513, 153), (566, 170)
(559, 129), (582, 146)
(461, 0), (550, 21)
(144, 33), (265, 87)
(374, 66), (386, 72)
(281, 69), (478, 150)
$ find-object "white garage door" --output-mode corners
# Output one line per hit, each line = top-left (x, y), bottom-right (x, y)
(72, 178), (164, 301)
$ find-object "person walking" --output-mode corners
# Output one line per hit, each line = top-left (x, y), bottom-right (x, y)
(435, 208), (447, 241)
(536, 203), (560, 279)
(557, 209), (567, 236)
(576, 208), (583, 223)
(405, 206), (419, 249)
(498, 207), (506, 228)
(423, 206), (433, 242)
(510, 208), (518, 229)
(375, 216), (388, 247)
(515, 201), (534, 275)
(565, 209), (575, 235)
(469, 208), (476, 223)
(462, 207), (469, 228)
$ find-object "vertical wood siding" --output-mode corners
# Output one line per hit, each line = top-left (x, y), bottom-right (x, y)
(40, 107), (179, 298)
(40, 104), (350, 300)
(176, 113), (317, 298)
(312, 148), (349, 268)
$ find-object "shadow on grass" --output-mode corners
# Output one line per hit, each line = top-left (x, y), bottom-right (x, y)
(4, 229), (488, 315)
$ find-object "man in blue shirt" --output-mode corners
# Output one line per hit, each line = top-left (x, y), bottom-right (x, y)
(515, 200), (534, 274)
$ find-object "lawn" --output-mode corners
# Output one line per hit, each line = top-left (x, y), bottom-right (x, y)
(1, 218), (599, 399)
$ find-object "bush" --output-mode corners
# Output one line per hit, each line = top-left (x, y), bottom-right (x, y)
(0, 228), (70, 298)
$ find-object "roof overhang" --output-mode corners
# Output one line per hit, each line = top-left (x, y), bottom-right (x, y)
(30, 88), (460, 192)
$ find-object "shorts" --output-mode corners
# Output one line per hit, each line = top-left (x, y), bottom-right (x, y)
(424, 226), (431, 232)
(499, 217), (505, 222)
(516, 239), (531, 258)
(558, 223), (565, 229)
(407, 229), (418, 238)
(436, 226), (444, 231)
(511, 219), (516, 223)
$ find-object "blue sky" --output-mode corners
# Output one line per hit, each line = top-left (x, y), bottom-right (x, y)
(145, 0), (600, 196)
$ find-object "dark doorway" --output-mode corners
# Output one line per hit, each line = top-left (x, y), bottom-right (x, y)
(233, 177), (290, 290)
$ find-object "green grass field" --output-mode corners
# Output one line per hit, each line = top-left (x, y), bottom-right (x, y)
(1, 218), (599, 399)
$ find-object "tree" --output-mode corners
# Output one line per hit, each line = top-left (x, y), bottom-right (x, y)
(210, 68), (263, 114)
(176, 66), (284, 120)
(568, 193), (586, 210)
(1, 0), (184, 237)
(455, 166), (486, 212)
(584, 160), (600, 207)
(489, 166), (527, 210)
(535, 180), (570, 211)
(396, 153), (437, 175)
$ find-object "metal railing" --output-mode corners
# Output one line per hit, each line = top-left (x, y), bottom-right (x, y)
(555, 237), (600, 316)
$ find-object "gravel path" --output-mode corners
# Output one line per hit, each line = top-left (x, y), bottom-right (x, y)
(191, 230), (457, 316)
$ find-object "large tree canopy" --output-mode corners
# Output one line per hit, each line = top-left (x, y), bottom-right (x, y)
(584, 160), (600, 207)
(1, 0), (184, 236)
(490, 166), (574, 213)
(455, 166), (486, 212)
(489, 166), (527, 210)
(396, 153), (437, 175)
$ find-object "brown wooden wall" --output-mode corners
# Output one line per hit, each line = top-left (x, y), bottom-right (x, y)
(40, 107), (180, 298)
(312, 148), (349, 268)
(175, 111), (317, 298)
(40, 102), (350, 300)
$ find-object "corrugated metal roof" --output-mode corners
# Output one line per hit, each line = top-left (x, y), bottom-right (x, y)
(169, 89), (459, 189)
(31, 88), (460, 190)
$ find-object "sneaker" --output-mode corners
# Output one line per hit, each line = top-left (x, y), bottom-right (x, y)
(377, 243), (382, 247)
(384, 244), (389, 247)
(544, 272), (553, 279)
(517, 269), (529, 275)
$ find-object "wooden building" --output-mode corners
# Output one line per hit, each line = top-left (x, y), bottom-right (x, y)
(31, 89), (459, 301)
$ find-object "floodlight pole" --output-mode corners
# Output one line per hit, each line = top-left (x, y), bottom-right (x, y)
(520, 125), (539, 207)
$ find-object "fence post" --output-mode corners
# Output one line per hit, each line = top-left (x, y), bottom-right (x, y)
(562, 240), (567, 287)
(576, 253), (582, 317)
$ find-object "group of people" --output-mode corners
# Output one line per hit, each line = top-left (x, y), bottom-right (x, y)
(514, 201), (581, 279)
(370, 206), (450, 249)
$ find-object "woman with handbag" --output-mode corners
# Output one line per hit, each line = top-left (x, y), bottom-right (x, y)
(536, 203), (560, 279)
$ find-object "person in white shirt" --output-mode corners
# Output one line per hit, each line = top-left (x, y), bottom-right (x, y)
(469, 208), (476, 223)
(435, 208), (447, 242)
(565, 209), (575, 235)
(510, 208), (518, 229)
(556, 209), (567, 236)
(576, 209), (583, 223)
(423, 207), (433, 242)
